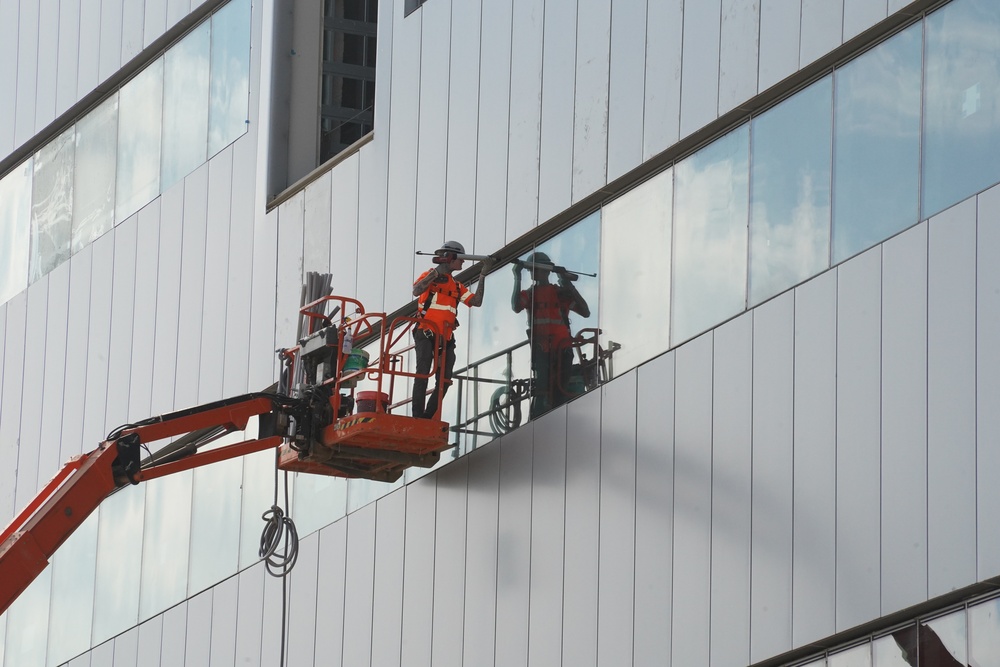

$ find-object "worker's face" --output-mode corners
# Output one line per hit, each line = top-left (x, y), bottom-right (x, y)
(449, 257), (464, 271)
(532, 268), (550, 282)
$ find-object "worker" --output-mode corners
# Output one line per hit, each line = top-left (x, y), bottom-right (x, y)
(411, 241), (492, 419)
(511, 251), (590, 418)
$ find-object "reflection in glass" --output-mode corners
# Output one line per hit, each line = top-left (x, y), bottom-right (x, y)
(833, 24), (921, 264)
(239, 420), (283, 568)
(162, 22), (210, 192)
(209, 0), (252, 155)
(29, 127), (75, 283)
(873, 628), (916, 666)
(750, 78), (832, 305)
(92, 484), (144, 644)
(0, 160), (32, 305)
(601, 169), (672, 375)
(116, 59), (163, 223)
(137, 472), (191, 622)
(672, 125), (750, 344)
(828, 642), (871, 667)
(292, 471), (348, 536)
(3, 565), (51, 667)
(46, 514), (99, 666)
(923, 0), (1000, 218)
(73, 95), (118, 252)
(189, 453), (243, 595)
(969, 597), (1000, 665)
(922, 610), (968, 665)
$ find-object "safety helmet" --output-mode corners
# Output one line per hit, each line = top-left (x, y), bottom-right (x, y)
(438, 240), (465, 255)
(526, 251), (551, 265)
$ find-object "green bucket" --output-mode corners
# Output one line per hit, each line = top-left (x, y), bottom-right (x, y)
(341, 349), (370, 386)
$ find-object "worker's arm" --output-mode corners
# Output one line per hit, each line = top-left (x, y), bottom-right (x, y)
(412, 268), (439, 297)
(467, 260), (493, 307)
(558, 271), (591, 318)
(510, 261), (525, 312)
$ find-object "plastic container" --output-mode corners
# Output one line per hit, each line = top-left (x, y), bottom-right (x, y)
(340, 349), (370, 387)
(356, 391), (389, 413)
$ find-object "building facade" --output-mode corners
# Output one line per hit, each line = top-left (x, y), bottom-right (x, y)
(1, 0), (999, 665)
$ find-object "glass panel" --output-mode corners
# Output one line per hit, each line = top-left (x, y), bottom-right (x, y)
(873, 626), (917, 666)
(208, 0), (252, 155)
(922, 609), (968, 665)
(2, 567), (51, 667)
(161, 22), (210, 192)
(750, 77), (832, 305)
(672, 124), (750, 344)
(73, 94), (118, 252)
(833, 23), (921, 264)
(46, 514), (99, 666)
(239, 418), (283, 568)
(0, 159), (32, 305)
(601, 169), (672, 375)
(137, 472), (191, 621)
(292, 471), (348, 537)
(829, 642), (872, 667)
(923, 0), (1000, 218)
(188, 436), (244, 595)
(29, 127), (75, 283)
(969, 597), (1000, 665)
(92, 484), (144, 645)
(116, 59), (163, 223)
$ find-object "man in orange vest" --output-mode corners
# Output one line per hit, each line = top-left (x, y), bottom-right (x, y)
(511, 251), (590, 418)
(411, 241), (492, 419)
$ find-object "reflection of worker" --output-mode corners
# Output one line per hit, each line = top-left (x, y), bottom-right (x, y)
(512, 251), (590, 418)
(412, 241), (491, 419)
(891, 623), (967, 667)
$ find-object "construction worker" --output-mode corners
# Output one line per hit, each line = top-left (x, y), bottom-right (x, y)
(411, 241), (492, 419)
(511, 251), (590, 418)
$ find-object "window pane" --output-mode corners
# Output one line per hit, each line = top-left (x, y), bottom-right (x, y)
(601, 170), (672, 375)
(922, 609), (968, 665)
(750, 77), (832, 305)
(829, 642), (872, 667)
(969, 597), (1000, 665)
(833, 23), (921, 264)
(137, 472), (191, 622)
(73, 94), (118, 252)
(189, 452), (243, 595)
(29, 128), (74, 283)
(3, 567), (51, 667)
(923, 0), (1000, 218)
(209, 0), (252, 155)
(46, 514), (98, 666)
(873, 627), (916, 666)
(292, 471), (348, 537)
(672, 124), (750, 344)
(116, 59), (163, 223)
(0, 160), (32, 305)
(162, 22), (210, 192)
(92, 485), (144, 645)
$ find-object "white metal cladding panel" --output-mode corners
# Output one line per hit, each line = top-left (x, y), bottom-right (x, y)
(607, 0), (646, 184)
(78, 0), (102, 100)
(463, 442), (500, 665)
(37, 0), (58, 133)
(643, 0), (683, 161)
(208, 576), (238, 667)
(880, 222), (929, 614)
(234, 566), (265, 667)
(113, 623), (138, 666)
(383, 0), (420, 311)
(259, 555), (285, 665)
(843, 0), (887, 40)
(18, 279), (48, 509)
(598, 374), (637, 666)
(496, 427), (533, 666)
(183, 591), (212, 666)
(82, 234), (114, 450)
(634, 352), (675, 665)
(90, 639), (114, 666)
(505, 0), (544, 243)
(680, 0), (721, 139)
(750, 294), (795, 662)
(671, 331), (713, 667)
(304, 172), (332, 276)
(719, 0), (761, 117)
(14, 0), (37, 147)
(144, 0), (168, 49)
(200, 149), (235, 403)
(758, 0), (801, 93)
(536, 0), (576, 224)
(443, 0), (480, 244)
(978, 185), (1000, 580)
(0, 0), (17, 153)
(225, 134), (257, 396)
(104, 216), (137, 435)
(888, 0), (910, 13)
(329, 154), (360, 299)
(414, 0), (451, 254)
(528, 409), (568, 667)
(791, 271), (837, 647)
(150, 186), (184, 416)
(356, 144), (390, 313)
(368, 492), (401, 667)
(167, 0), (190, 33)
(431, 456), (469, 667)
(247, 203), (278, 390)
(402, 475), (437, 667)
(39, 262), (73, 500)
(571, 0), (611, 204)
(274, 195), (304, 362)
(927, 198), (978, 598)
(98, 0), (124, 84)
(473, 0), (512, 256)
(835, 247), (882, 631)
(710, 314), (752, 667)
(121, 0), (143, 64)
(175, 165), (211, 408)
(285, 533), (319, 667)
(159, 602), (188, 667)
(801, 0), (844, 67)
(61, 245), (93, 462)
(129, 203), (160, 423)
(562, 389), (601, 667)
(137, 615), (164, 667)
(315, 519), (348, 667)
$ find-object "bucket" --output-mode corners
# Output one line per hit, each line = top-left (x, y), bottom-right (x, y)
(341, 349), (370, 387)
(356, 391), (389, 413)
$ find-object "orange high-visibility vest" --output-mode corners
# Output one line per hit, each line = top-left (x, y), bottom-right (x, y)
(516, 284), (574, 352)
(415, 270), (473, 341)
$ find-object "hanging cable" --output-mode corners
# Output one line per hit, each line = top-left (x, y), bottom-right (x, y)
(260, 463), (298, 667)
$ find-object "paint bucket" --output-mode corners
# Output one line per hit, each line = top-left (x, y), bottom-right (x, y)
(356, 391), (389, 413)
(341, 349), (370, 387)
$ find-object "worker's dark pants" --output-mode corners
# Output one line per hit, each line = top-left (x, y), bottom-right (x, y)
(530, 343), (575, 419)
(412, 330), (456, 419)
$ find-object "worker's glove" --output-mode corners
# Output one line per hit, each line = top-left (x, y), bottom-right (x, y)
(511, 260), (523, 275)
(481, 258), (495, 274)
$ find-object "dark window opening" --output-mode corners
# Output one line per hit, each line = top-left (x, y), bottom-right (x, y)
(404, 0), (427, 16)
